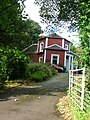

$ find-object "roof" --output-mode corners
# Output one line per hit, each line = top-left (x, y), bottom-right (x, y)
(22, 44), (38, 53)
(47, 33), (63, 38)
(67, 51), (79, 57)
(39, 33), (71, 43)
(45, 44), (67, 51)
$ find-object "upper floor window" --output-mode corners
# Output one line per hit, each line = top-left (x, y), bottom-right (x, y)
(40, 42), (44, 52)
(65, 44), (68, 50)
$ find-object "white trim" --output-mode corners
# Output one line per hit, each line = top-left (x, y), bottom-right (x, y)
(51, 54), (59, 65)
(40, 42), (44, 52)
(39, 57), (43, 62)
(62, 39), (64, 48)
(69, 43), (71, 52)
(66, 54), (74, 57)
(68, 56), (71, 70)
(44, 50), (46, 63)
(71, 57), (74, 70)
(64, 51), (66, 67)
(45, 38), (48, 48)
(46, 44), (62, 49)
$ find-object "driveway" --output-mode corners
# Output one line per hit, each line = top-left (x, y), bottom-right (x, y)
(0, 73), (69, 120)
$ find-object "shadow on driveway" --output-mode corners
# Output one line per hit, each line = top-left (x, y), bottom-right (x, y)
(0, 73), (69, 102)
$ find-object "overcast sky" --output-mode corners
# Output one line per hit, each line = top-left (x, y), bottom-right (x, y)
(24, 0), (79, 45)
(24, 0), (47, 30)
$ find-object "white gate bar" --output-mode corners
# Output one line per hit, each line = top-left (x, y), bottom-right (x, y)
(81, 68), (85, 110)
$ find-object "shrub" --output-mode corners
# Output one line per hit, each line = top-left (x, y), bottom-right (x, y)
(0, 47), (29, 87)
(25, 63), (58, 82)
(50, 67), (58, 75)
(32, 72), (43, 82)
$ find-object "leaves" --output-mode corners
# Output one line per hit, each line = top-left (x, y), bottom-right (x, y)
(0, 1), (43, 50)
(0, 47), (30, 84)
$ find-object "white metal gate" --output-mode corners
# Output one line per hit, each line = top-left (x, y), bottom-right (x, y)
(69, 68), (85, 110)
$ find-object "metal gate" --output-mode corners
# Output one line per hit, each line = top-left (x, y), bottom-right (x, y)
(69, 68), (85, 110)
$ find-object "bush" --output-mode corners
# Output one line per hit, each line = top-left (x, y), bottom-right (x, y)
(25, 63), (58, 82)
(0, 47), (29, 87)
(32, 72), (43, 82)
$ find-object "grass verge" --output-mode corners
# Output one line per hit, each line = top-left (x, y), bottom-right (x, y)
(56, 96), (90, 120)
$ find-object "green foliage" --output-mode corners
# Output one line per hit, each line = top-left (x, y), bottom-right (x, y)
(0, 53), (7, 88)
(25, 63), (58, 82)
(79, 1), (90, 68)
(68, 99), (89, 120)
(25, 19), (43, 44)
(0, 1), (43, 50)
(35, 0), (78, 26)
(70, 43), (76, 53)
(0, 47), (29, 87)
(0, 0), (26, 48)
(86, 68), (90, 90)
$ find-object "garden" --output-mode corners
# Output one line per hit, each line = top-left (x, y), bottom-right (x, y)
(0, 47), (58, 90)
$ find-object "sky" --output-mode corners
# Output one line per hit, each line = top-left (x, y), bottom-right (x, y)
(24, 0), (79, 45)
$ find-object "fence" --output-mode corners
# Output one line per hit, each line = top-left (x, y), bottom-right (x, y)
(69, 68), (85, 110)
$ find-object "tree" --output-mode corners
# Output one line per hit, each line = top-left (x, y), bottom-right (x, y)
(70, 43), (76, 53)
(35, 0), (90, 67)
(25, 19), (43, 45)
(0, 0), (43, 50)
(0, 0), (27, 48)
(35, 0), (79, 26)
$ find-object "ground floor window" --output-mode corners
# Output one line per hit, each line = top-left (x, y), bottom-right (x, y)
(39, 57), (43, 62)
(51, 54), (59, 65)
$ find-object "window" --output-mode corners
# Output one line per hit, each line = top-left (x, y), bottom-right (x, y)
(39, 57), (43, 62)
(40, 42), (44, 52)
(51, 54), (59, 65)
(65, 44), (68, 50)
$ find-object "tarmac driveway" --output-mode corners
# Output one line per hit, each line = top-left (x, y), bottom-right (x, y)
(0, 73), (69, 120)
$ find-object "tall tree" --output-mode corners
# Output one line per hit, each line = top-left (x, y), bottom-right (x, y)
(19, 19), (43, 50)
(35, 0), (90, 67)
(0, 0), (43, 50)
(0, 0), (26, 47)
(25, 19), (43, 44)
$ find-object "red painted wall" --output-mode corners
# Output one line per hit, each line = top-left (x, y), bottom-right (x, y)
(29, 53), (38, 62)
(46, 50), (65, 66)
(48, 38), (62, 47)
(38, 53), (44, 61)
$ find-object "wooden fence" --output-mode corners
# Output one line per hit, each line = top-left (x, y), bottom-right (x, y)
(69, 68), (85, 110)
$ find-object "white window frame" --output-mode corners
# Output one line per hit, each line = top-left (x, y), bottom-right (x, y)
(39, 57), (43, 62)
(40, 42), (44, 52)
(65, 44), (68, 50)
(51, 54), (59, 65)
(62, 39), (64, 48)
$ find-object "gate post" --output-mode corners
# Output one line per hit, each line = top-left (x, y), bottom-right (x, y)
(81, 68), (85, 110)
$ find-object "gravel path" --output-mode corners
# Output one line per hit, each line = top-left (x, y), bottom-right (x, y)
(0, 73), (69, 120)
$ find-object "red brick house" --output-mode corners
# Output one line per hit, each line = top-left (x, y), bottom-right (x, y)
(22, 33), (77, 71)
